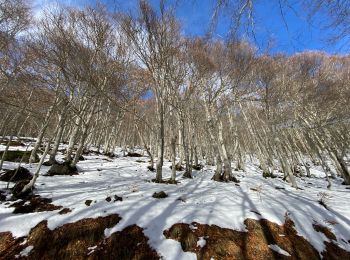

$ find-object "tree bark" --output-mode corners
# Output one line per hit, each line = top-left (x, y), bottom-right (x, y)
(171, 135), (177, 181)
(155, 101), (164, 182)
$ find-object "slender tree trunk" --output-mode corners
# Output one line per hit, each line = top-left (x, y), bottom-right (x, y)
(136, 124), (154, 169)
(213, 154), (223, 181)
(237, 143), (245, 171)
(65, 116), (82, 162)
(21, 140), (51, 195)
(49, 114), (66, 163)
(182, 119), (192, 178)
(336, 151), (350, 185)
(218, 119), (237, 182)
(1, 90), (34, 169)
(17, 115), (30, 137)
(29, 96), (58, 164)
(0, 110), (11, 139)
(155, 101), (164, 182)
(176, 116), (184, 168)
(71, 100), (97, 167)
(275, 136), (298, 188)
(171, 135), (177, 181)
(194, 146), (199, 166)
(0, 135), (13, 171)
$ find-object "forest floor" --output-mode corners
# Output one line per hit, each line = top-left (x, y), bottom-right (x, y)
(0, 142), (350, 259)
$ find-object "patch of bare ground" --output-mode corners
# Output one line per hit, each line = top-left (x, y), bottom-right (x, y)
(58, 207), (72, 214)
(0, 214), (159, 260)
(312, 223), (350, 259)
(164, 215), (350, 260)
(322, 241), (350, 259)
(0, 167), (32, 182)
(169, 164), (184, 171)
(126, 152), (142, 157)
(313, 223), (336, 241)
(6, 193), (70, 214)
(0, 232), (26, 260)
(92, 224), (159, 259)
(151, 178), (179, 184)
(1, 185), (70, 214)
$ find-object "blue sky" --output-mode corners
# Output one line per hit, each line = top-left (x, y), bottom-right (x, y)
(33, 0), (348, 55)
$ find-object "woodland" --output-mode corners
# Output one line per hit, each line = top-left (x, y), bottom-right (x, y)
(0, 0), (349, 259)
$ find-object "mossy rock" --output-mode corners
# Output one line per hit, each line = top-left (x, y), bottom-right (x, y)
(152, 191), (168, 199)
(0, 150), (39, 163)
(46, 161), (78, 176)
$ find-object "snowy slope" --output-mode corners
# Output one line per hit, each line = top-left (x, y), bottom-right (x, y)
(0, 149), (350, 259)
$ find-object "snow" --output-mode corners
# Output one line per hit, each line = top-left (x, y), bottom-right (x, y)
(0, 137), (36, 152)
(197, 237), (206, 248)
(0, 145), (33, 152)
(1, 148), (350, 259)
(268, 244), (291, 256)
(17, 245), (34, 257)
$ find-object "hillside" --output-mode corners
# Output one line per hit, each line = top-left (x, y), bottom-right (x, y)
(1, 142), (349, 259)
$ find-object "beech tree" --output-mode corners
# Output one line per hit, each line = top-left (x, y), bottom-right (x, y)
(0, 0), (349, 195)
(119, 0), (183, 182)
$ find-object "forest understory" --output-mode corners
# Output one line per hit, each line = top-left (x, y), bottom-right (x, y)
(0, 139), (349, 260)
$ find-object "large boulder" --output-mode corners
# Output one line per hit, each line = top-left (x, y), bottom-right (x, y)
(46, 161), (78, 176)
(0, 167), (33, 182)
(0, 150), (39, 163)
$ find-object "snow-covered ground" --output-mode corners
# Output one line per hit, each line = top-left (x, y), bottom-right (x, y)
(0, 147), (350, 259)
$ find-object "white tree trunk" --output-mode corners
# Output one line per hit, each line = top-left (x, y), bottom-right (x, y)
(171, 135), (177, 181)
(21, 139), (51, 194)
